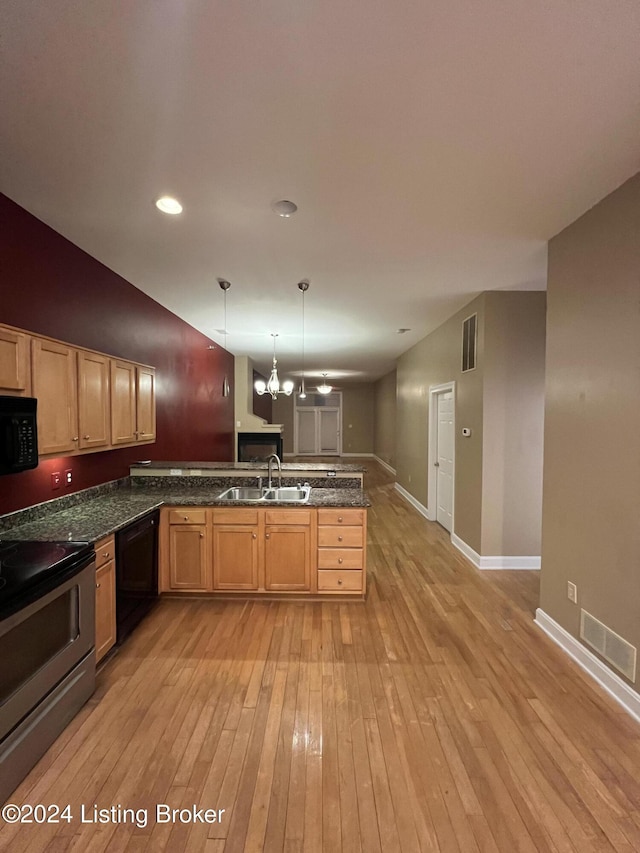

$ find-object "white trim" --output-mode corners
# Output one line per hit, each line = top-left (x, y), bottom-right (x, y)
(535, 609), (640, 724)
(428, 381), (456, 534)
(451, 534), (541, 570)
(394, 483), (432, 520)
(341, 452), (374, 458)
(373, 455), (396, 475)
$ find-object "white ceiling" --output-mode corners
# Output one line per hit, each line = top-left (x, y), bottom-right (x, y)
(2, 1), (639, 383)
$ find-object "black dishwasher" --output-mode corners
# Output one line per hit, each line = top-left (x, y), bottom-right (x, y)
(115, 509), (159, 643)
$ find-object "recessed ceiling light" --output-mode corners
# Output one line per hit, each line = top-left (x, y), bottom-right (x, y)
(155, 196), (183, 215)
(271, 199), (298, 217)
(397, 328), (411, 334)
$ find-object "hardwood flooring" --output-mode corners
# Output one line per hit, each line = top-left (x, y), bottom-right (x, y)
(2, 460), (640, 852)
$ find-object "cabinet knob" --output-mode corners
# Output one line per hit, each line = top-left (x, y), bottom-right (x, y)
(140, 430), (146, 435)
(103, 552), (109, 558)
(337, 579), (343, 585)
(265, 533), (270, 540)
(83, 435), (90, 440)
(338, 558), (343, 564)
(338, 516), (343, 523)
(95, 582), (101, 589)
(252, 533), (257, 539)
(338, 536), (343, 542)
(72, 436), (79, 442)
(200, 533), (204, 538)
(184, 516), (189, 521)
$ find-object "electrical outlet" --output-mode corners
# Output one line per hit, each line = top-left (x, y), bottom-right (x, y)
(567, 581), (577, 604)
(64, 469), (73, 485)
(51, 472), (61, 490)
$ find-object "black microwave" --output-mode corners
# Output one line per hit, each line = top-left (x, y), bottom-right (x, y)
(0, 396), (39, 474)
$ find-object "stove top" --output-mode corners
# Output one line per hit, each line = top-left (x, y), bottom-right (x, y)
(0, 540), (95, 616)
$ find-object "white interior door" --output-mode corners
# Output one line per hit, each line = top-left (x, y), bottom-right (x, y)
(319, 409), (340, 454)
(436, 391), (454, 531)
(297, 410), (317, 454)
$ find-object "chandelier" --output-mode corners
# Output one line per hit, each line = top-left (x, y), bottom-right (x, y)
(255, 334), (294, 400)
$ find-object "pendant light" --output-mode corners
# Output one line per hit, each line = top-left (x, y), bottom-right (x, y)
(298, 280), (309, 399)
(255, 334), (295, 399)
(217, 278), (231, 397)
(317, 373), (333, 395)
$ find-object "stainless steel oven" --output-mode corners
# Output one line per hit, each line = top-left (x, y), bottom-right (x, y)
(0, 541), (96, 805)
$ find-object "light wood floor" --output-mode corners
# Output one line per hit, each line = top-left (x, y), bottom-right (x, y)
(3, 460), (640, 852)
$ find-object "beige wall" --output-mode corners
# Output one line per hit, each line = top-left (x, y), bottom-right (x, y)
(540, 172), (640, 691)
(274, 384), (375, 455)
(396, 290), (546, 557)
(396, 294), (485, 552)
(482, 291), (546, 555)
(374, 370), (396, 469)
(342, 384), (375, 454)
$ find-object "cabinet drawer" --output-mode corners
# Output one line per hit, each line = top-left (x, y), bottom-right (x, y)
(169, 508), (207, 525)
(95, 535), (115, 568)
(318, 526), (363, 548)
(317, 548), (363, 570)
(212, 508), (259, 525)
(317, 570), (363, 592)
(265, 509), (311, 526)
(317, 509), (364, 526)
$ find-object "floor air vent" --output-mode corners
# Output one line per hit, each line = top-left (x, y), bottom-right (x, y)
(580, 609), (637, 682)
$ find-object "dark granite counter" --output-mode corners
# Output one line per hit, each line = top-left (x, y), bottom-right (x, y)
(3, 485), (369, 543)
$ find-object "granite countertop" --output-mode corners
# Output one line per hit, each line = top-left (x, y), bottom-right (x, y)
(5, 485), (369, 543)
(130, 460), (367, 472)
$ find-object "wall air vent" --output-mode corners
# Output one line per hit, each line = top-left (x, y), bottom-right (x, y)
(462, 313), (477, 372)
(580, 609), (637, 682)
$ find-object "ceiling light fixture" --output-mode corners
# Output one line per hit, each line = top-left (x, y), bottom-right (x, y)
(218, 278), (231, 397)
(317, 373), (333, 395)
(298, 280), (309, 399)
(155, 196), (183, 215)
(271, 199), (298, 217)
(255, 334), (294, 399)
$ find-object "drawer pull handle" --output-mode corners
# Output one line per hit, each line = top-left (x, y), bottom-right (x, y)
(84, 434), (90, 440)
(338, 536), (343, 542)
(103, 552), (109, 558)
(184, 516), (189, 521)
(338, 516), (343, 523)
(337, 579), (343, 585)
(338, 558), (343, 564)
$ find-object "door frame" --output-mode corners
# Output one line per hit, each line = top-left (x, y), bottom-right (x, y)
(427, 381), (456, 531)
(293, 392), (343, 456)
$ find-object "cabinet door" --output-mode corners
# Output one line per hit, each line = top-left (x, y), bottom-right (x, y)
(96, 560), (116, 663)
(0, 327), (30, 395)
(78, 350), (110, 450)
(169, 525), (210, 590)
(264, 526), (310, 591)
(110, 360), (137, 445)
(213, 525), (259, 590)
(32, 338), (79, 455)
(136, 366), (156, 442)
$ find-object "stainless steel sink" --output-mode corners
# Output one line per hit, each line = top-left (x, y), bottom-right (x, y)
(216, 485), (311, 503)
(217, 487), (265, 501)
(262, 486), (311, 503)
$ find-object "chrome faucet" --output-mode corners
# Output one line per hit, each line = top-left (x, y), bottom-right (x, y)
(266, 453), (282, 489)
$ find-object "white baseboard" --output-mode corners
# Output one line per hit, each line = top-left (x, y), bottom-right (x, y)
(373, 455), (396, 475)
(394, 483), (433, 520)
(535, 609), (640, 724)
(451, 534), (541, 570)
(341, 452), (374, 458)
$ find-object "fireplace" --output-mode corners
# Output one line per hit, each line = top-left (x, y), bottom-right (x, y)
(237, 432), (283, 462)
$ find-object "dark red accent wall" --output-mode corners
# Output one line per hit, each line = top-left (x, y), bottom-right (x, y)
(0, 193), (234, 515)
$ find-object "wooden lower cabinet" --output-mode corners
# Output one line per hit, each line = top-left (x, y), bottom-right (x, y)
(160, 505), (366, 597)
(95, 535), (116, 663)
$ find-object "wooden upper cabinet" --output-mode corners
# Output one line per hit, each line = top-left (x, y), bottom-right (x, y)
(78, 350), (110, 450)
(136, 366), (156, 442)
(110, 359), (137, 445)
(0, 327), (31, 396)
(31, 338), (79, 455)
